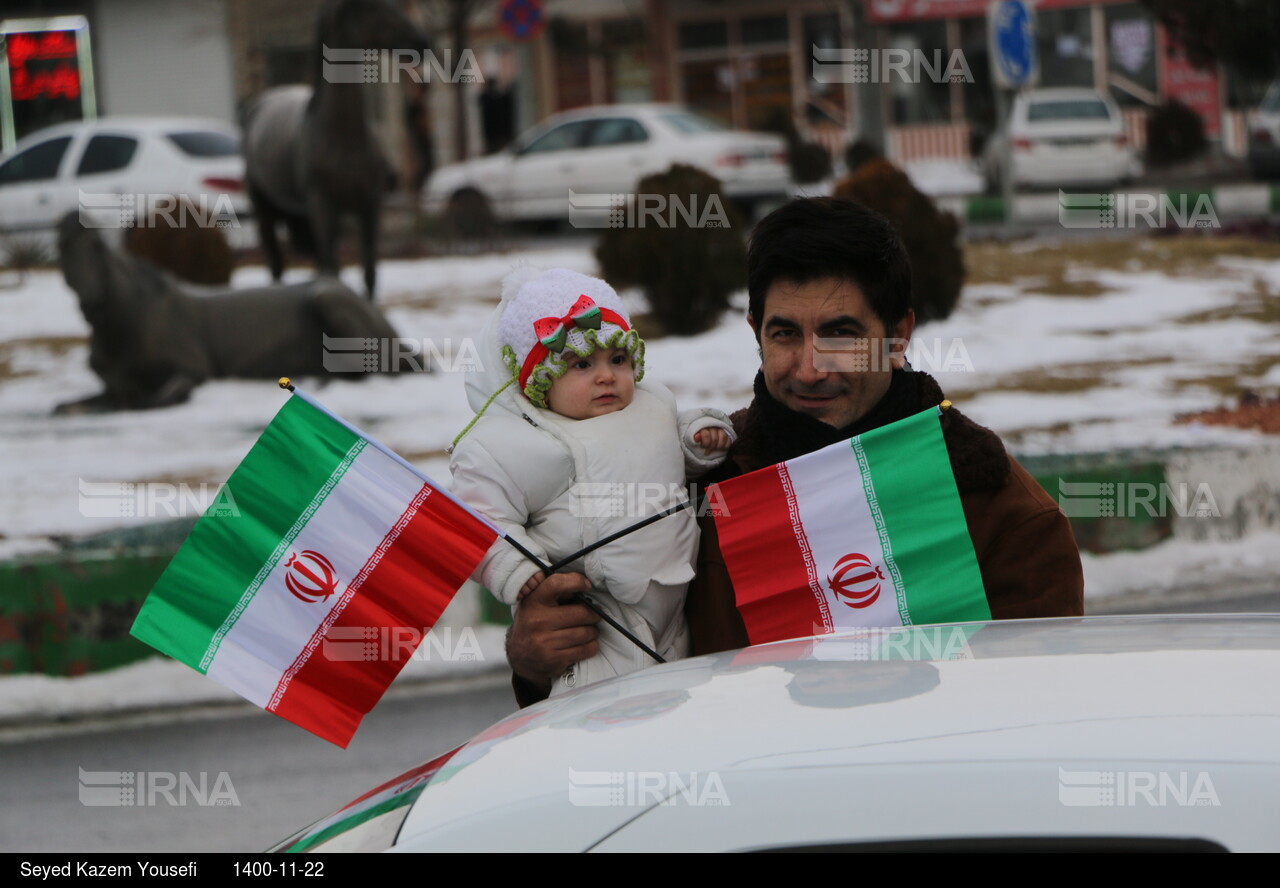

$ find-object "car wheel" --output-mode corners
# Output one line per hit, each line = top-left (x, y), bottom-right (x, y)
(445, 188), (497, 242)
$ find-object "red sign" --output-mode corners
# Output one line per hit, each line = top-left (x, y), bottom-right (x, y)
(5, 29), (84, 102)
(867, 0), (1129, 23)
(498, 0), (544, 42)
(1157, 25), (1220, 139)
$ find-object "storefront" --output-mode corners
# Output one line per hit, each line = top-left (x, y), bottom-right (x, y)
(864, 0), (1249, 163)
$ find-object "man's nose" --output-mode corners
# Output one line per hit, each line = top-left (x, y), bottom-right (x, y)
(796, 336), (826, 383)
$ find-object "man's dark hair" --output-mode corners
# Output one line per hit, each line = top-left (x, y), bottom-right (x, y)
(746, 197), (913, 335)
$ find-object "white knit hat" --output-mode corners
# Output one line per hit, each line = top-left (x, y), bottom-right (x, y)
(497, 267), (644, 408)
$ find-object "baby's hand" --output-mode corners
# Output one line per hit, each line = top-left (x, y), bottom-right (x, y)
(518, 571), (546, 601)
(694, 428), (732, 453)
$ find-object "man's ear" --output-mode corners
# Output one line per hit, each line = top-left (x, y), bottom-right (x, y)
(888, 310), (916, 369)
(747, 313), (758, 337)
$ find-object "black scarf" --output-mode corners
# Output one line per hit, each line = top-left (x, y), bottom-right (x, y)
(742, 368), (921, 468)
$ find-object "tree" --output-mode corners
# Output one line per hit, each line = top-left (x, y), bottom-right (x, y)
(1141, 0), (1280, 80)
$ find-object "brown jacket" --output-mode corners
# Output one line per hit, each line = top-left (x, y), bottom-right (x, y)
(512, 371), (1084, 704)
(685, 373), (1085, 655)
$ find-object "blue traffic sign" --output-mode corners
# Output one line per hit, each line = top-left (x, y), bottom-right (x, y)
(989, 0), (1036, 88)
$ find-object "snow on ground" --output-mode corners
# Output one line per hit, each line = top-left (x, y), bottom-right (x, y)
(904, 158), (986, 196)
(1, 238), (1278, 719)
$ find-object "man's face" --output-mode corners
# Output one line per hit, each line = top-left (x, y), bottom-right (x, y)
(750, 277), (915, 429)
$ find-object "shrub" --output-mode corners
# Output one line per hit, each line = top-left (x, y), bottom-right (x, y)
(834, 158), (965, 323)
(595, 164), (746, 336)
(788, 140), (833, 184)
(123, 197), (233, 285)
(1144, 100), (1208, 167)
(844, 139), (884, 174)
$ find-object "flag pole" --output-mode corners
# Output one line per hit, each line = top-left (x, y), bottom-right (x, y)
(277, 381), (675, 666)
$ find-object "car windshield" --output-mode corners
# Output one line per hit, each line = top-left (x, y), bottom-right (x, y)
(1027, 100), (1112, 122)
(659, 111), (728, 134)
(166, 131), (240, 157)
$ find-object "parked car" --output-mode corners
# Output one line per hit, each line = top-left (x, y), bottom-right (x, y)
(0, 116), (250, 250)
(981, 88), (1139, 191)
(272, 615), (1280, 852)
(1247, 81), (1280, 180)
(422, 103), (791, 225)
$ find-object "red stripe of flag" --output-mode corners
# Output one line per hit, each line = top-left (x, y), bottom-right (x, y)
(271, 486), (499, 747)
(711, 469), (827, 646)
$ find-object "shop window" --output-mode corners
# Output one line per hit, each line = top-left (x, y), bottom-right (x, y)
(1106, 3), (1158, 107)
(804, 12), (847, 126)
(1037, 7), (1094, 89)
(742, 16), (787, 46)
(678, 21), (727, 51)
(887, 20), (951, 124)
(603, 19), (650, 103)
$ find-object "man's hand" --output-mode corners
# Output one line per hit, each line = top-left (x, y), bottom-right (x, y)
(518, 570), (546, 600)
(506, 572), (601, 695)
(694, 428), (732, 453)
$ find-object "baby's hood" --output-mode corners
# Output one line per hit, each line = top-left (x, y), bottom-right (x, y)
(462, 266), (542, 418)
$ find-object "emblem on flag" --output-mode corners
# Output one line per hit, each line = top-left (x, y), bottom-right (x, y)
(827, 553), (884, 609)
(284, 550), (340, 603)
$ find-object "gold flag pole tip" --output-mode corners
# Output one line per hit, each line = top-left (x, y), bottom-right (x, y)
(940, 400), (952, 410)
(278, 377), (294, 391)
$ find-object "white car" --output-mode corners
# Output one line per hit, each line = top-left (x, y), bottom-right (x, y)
(273, 615), (1280, 852)
(0, 116), (250, 250)
(982, 88), (1139, 191)
(423, 103), (791, 224)
(1247, 81), (1280, 180)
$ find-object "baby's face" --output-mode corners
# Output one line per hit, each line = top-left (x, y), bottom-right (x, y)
(545, 347), (635, 420)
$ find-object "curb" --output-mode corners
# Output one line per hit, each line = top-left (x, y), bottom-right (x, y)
(939, 183), (1280, 225)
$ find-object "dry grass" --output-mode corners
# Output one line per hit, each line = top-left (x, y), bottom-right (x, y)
(966, 237), (1280, 289)
(1174, 276), (1280, 326)
(0, 335), (85, 382)
(948, 358), (1173, 401)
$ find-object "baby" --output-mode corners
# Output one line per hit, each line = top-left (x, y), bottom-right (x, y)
(450, 267), (733, 695)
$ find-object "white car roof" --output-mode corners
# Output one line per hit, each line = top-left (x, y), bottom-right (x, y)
(394, 614), (1280, 851)
(6, 116), (238, 153)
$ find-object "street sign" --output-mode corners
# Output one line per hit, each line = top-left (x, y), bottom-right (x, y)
(988, 0), (1037, 89)
(498, 0), (545, 43)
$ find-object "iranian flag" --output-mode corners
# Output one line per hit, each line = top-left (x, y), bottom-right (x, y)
(131, 389), (500, 748)
(710, 407), (989, 646)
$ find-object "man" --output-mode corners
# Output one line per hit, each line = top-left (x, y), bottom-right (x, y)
(507, 197), (1083, 702)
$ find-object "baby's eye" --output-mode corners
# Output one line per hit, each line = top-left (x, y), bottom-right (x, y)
(571, 358), (592, 370)
(611, 353), (630, 366)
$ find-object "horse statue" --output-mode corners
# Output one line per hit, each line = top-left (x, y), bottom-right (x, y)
(55, 214), (401, 414)
(241, 0), (430, 299)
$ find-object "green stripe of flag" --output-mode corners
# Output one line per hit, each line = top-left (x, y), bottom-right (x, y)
(131, 396), (362, 671)
(854, 408), (990, 624)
